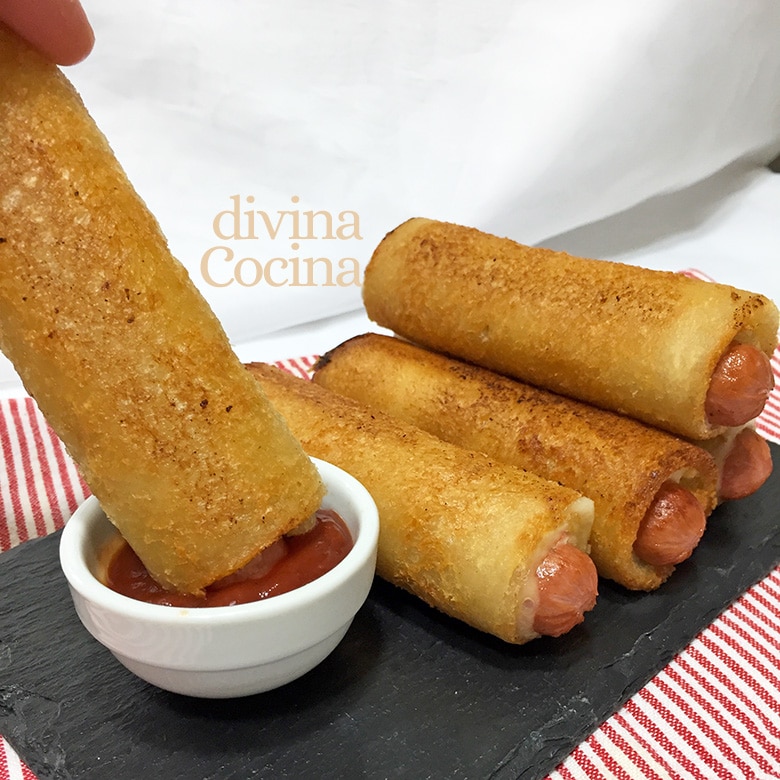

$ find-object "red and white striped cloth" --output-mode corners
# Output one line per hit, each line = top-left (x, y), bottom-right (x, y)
(1, 350), (779, 780)
(0, 396), (89, 550)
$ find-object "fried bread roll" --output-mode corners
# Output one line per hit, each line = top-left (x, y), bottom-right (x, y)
(246, 363), (597, 644)
(0, 25), (324, 594)
(362, 218), (779, 441)
(313, 334), (721, 590)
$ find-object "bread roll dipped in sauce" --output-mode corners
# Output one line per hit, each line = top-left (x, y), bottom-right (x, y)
(246, 363), (598, 643)
(102, 508), (353, 607)
(362, 218), (778, 441)
(694, 425), (773, 502)
(0, 25), (324, 595)
(313, 334), (721, 591)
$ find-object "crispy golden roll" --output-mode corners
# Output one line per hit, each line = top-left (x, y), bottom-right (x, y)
(0, 25), (324, 594)
(313, 334), (721, 590)
(246, 363), (596, 644)
(362, 218), (779, 441)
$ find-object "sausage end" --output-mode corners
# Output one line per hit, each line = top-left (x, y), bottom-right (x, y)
(633, 481), (706, 567)
(531, 543), (598, 637)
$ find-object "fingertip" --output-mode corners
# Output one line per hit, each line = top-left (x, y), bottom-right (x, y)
(57, 13), (95, 66)
(0, 0), (95, 66)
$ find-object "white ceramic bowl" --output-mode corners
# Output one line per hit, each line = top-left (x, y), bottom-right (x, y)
(59, 458), (379, 698)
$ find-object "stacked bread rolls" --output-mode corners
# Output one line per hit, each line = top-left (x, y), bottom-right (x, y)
(311, 218), (777, 593)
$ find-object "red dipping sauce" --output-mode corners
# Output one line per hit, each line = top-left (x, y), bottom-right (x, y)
(104, 509), (353, 608)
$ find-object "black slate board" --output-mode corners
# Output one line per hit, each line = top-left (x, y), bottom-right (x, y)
(2, 444), (779, 780)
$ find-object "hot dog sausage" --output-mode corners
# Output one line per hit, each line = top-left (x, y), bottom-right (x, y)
(633, 481), (706, 567)
(705, 342), (774, 428)
(719, 428), (773, 501)
(532, 542), (598, 637)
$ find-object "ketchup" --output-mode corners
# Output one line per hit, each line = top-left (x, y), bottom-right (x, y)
(104, 509), (353, 607)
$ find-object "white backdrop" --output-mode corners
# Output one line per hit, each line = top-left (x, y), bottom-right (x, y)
(1, 0), (779, 392)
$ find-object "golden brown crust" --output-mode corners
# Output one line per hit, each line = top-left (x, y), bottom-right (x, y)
(0, 25), (324, 594)
(246, 362), (595, 643)
(362, 218), (779, 440)
(313, 333), (721, 590)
